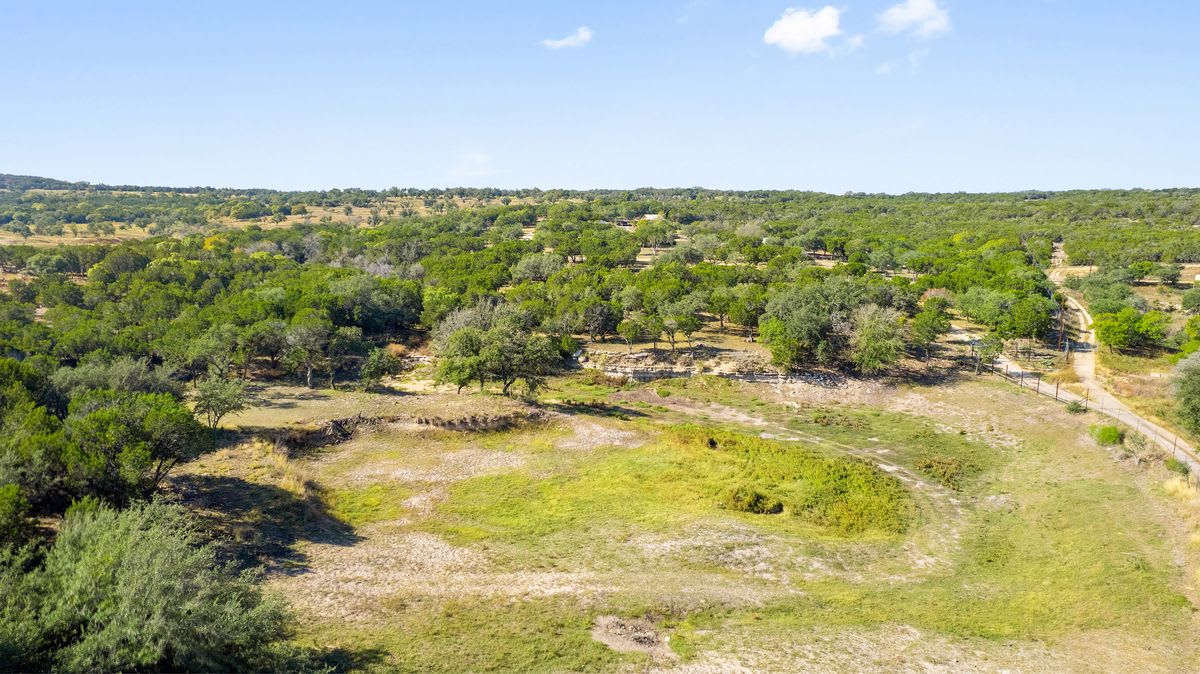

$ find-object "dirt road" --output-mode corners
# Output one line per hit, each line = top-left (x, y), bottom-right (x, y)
(1044, 245), (1200, 472)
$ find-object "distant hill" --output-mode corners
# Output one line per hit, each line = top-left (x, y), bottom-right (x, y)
(4, 172), (1198, 201)
(0, 174), (88, 190)
(0, 173), (206, 193)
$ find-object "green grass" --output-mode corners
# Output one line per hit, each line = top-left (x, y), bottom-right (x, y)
(647, 376), (996, 490)
(789, 409), (993, 484)
(600, 378), (1195, 639)
(657, 476), (1192, 651)
(769, 479), (1190, 639)
(262, 375), (1200, 669)
(300, 598), (637, 673)
(543, 370), (631, 403)
(1091, 424), (1123, 446)
(1098, 348), (1175, 376)
(421, 427), (912, 568)
(324, 483), (412, 526)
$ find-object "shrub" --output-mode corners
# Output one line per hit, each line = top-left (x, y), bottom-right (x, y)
(1175, 352), (1200, 436)
(193, 376), (249, 429)
(1165, 457), (1191, 476)
(360, 347), (402, 389)
(63, 390), (213, 501)
(1065, 400), (1086, 414)
(52, 357), (183, 401)
(580, 369), (629, 388)
(721, 485), (783, 515)
(915, 455), (967, 490)
(1091, 424), (1124, 446)
(0, 500), (295, 672)
(0, 484), (32, 548)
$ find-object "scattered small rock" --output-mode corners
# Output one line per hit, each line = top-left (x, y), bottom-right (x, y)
(592, 615), (677, 661)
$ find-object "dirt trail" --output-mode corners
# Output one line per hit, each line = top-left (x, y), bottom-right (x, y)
(1045, 243), (1200, 473)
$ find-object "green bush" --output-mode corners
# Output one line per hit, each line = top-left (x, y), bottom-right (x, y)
(1065, 400), (1086, 414)
(1091, 424), (1124, 446)
(1165, 457), (1191, 476)
(0, 484), (32, 548)
(0, 500), (299, 673)
(359, 347), (402, 389)
(915, 455), (967, 490)
(721, 485), (783, 514)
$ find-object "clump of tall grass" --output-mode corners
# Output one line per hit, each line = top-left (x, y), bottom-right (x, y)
(672, 427), (912, 535)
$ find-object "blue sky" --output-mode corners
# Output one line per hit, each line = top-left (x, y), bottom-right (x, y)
(4, 1), (1198, 192)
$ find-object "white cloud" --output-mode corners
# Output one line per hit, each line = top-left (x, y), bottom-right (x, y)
(878, 0), (950, 38)
(846, 34), (865, 50)
(542, 26), (593, 49)
(763, 6), (842, 55)
(876, 62), (894, 75)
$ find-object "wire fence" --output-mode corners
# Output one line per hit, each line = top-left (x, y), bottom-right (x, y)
(980, 360), (1199, 476)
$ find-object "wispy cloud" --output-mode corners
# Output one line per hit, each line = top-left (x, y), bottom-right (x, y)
(875, 48), (930, 75)
(878, 0), (950, 38)
(677, 0), (708, 24)
(542, 26), (593, 49)
(763, 6), (843, 55)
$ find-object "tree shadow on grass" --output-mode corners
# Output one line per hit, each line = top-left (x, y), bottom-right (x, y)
(243, 382), (335, 409)
(171, 474), (360, 575)
(314, 645), (390, 672)
(903, 363), (974, 387)
(542, 400), (650, 420)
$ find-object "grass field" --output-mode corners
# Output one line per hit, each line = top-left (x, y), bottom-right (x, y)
(173, 372), (1200, 672)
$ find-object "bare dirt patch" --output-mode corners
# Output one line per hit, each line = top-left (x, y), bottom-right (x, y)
(886, 389), (1023, 450)
(340, 445), (528, 485)
(556, 416), (646, 451)
(278, 529), (603, 621)
(592, 616), (677, 662)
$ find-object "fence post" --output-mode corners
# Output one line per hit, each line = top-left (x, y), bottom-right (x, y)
(1055, 381), (1059, 401)
(1084, 389), (1089, 411)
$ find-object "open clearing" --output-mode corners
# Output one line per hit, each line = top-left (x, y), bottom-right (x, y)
(173, 372), (1200, 672)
